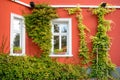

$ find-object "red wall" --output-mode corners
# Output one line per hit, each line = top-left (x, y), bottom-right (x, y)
(0, 0), (120, 66)
(107, 10), (120, 66)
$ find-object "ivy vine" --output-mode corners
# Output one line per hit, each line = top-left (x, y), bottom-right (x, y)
(66, 7), (90, 66)
(24, 3), (117, 79)
(90, 4), (116, 80)
(24, 4), (58, 56)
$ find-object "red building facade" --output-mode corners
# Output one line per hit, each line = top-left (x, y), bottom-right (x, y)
(0, 0), (120, 66)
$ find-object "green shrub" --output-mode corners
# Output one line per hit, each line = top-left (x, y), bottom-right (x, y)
(0, 54), (87, 80)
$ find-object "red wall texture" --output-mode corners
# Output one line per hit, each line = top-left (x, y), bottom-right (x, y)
(0, 0), (120, 66)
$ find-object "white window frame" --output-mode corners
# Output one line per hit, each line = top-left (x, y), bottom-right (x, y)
(10, 13), (25, 56)
(50, 18), (72, 57)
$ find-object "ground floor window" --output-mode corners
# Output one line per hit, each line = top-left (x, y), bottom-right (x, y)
(10, 13), (25, 56)
(50, 18), (72, 57)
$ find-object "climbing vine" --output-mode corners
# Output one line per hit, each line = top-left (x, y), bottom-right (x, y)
(24, 3), (117, 79)
(66, 7), (90, 66)
(24, 4), (58, 56)
(90, 4), (116, 80)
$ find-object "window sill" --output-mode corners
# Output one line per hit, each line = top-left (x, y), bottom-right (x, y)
(10, 53), (25, 56)
(49, 54), (73, 57)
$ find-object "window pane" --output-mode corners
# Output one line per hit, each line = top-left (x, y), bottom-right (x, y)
(13, 19), (21, 32)
(54, 36), (59, 50)
(13, 33), (22, 53)
(61, 24), (67, 33)
(13, 33), (20, 47)
(62, 36), (67, 52)
(54, 24), (59, 33)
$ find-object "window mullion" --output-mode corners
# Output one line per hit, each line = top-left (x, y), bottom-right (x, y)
(52, 24), (54, 53)
(59, 26), (62, 50)
(20, 26), (22, 48)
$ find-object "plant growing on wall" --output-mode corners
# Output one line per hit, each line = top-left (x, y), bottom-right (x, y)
(66, 7), (90, 66)
(90, 3), (116, 80)
(66, 7), (90, 79)
(24, 4), (58, 56)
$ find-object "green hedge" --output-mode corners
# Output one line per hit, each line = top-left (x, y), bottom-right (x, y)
(0, 54), (87, 80)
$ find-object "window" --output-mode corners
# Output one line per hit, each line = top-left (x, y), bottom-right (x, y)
(10, 13), (25, 56)
(50, 18), (72, 57)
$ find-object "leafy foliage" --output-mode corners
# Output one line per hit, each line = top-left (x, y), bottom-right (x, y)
(90, 4), (116, 80)
(24, 3), (117, 80)
(0, 54), (88, 80)
(66, 7), (90, 80)
(66, 4), (116, 80)
(66, 7), (90, 66)
(24, 4), (58, 56)
(77, 12), (90, 66)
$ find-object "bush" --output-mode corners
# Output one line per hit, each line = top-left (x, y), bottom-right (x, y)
(0, 54), (87, 80)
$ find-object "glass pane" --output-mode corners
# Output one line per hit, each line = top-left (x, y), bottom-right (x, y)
(61, 24), (67, 33)
(62, 36), (67, 52)
(54, 36), (59, 50)
(13, 19), (21, 32)
(13, 33), (22, 53)
(54, 24), (59, 33)
(13, 33), (20, 47)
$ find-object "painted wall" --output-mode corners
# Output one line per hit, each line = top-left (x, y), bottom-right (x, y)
(0, 0), (120, 66)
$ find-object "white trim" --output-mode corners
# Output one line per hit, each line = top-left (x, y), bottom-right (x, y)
(51, 5), (120, 8)
(11, 0), (30, 7)
(10, 13), (26, 56)
(10, 0), (120, 9)
(50, 18), (72, 57)
(10, 53), (25, 56)
(49, 54), (73, 57)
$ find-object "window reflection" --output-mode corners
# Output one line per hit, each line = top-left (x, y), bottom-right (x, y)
(62, 36), (67, 52)
(54, 36), (59, 50)
(13, 33), (22, 53)
(13, 33), (20, 47)
(13, 19), (21, 32)
(61, 24), (67, 33)
(54, 24), (59, 33)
